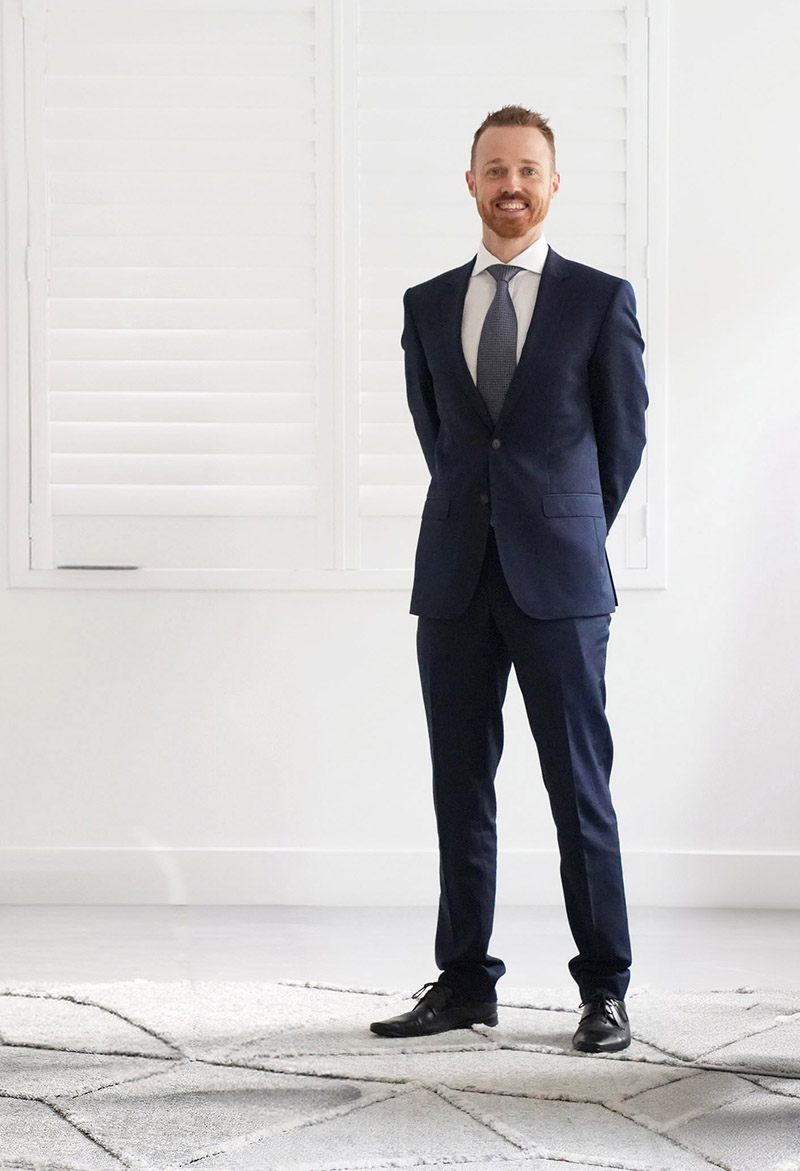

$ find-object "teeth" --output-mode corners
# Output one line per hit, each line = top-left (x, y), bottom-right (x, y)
(498, 203), (526, 209)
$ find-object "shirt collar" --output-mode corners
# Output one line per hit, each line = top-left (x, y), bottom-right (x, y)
(472, 234), (549, 277)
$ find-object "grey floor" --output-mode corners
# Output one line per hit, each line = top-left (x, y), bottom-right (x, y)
(1, 905), (798, 992)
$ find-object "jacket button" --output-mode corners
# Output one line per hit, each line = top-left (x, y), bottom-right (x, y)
(491, 438), (501, 449)
(479, 493), (490, 505)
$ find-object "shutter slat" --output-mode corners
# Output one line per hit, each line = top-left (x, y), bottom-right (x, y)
(360, 394), (409, 425)
(45, 0), (313, 12)
(46, 10), (314, 44)
(46, 75), (316, 109)
(49, 269), (316, 299)
(360, 0), (625, 11)
(46, 140), (315, 170)
(50, 235), (316, 268)
(50, 300), (315, 330)
(360, 75), (628, 109)
(360, 424), (422, 455)
(50, 361), (316, 393)
(45, 43), (314, 75)
(51, 171), (314, 204)
(359, 454), (428, 486)
(51, 423), (315, 455)
(53, 486), (317, 516)
(50, 330), (316, 362)
(52, 203), (315, 235)
(360, 486), (427, 517)
(46, 109), (318, 141)
(360, 42), (626, 76)
(52, 454), (316, 486)
(50, 392), (315, 425)
(360, 9), (626, 41)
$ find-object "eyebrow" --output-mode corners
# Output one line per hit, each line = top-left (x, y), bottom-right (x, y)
(483, 158), (541, 166)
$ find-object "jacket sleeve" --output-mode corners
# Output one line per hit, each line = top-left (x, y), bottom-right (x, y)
(588, 279), (649, 531)
(402, 292), (439, 475)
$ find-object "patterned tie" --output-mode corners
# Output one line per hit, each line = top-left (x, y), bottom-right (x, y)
(476, 264), (523, 423)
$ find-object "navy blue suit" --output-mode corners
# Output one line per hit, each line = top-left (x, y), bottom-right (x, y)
(404, 246), (648, 1003)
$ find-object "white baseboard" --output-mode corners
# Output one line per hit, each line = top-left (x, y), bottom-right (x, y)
(0, 847), (799, 907)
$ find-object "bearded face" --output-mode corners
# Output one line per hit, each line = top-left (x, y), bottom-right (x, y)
(473, 183), (551, 238)
(467, 126), (559, 246)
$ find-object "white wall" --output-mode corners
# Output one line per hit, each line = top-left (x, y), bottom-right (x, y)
(2, 0), (799, 906)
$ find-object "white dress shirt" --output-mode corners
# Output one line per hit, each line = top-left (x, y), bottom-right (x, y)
(461, 234), (549, 383)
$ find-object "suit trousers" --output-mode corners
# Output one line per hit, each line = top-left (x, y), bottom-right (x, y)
(416, 528), (632, 1004)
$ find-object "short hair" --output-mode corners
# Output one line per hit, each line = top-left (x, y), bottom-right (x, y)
(470, 105), (556, 172)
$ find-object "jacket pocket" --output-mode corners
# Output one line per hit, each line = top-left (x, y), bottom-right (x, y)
(422, 497), (450, 520)
(542, 493), (604, 519)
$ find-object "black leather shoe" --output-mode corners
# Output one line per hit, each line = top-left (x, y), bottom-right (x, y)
(572, 994), (630, 1053)
(370, 981), (498, 1038)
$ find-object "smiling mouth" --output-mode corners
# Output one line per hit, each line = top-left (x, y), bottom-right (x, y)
(496, 202), (529, 212)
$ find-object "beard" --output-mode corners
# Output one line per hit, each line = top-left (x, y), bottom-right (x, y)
(476, 191), (550, 239)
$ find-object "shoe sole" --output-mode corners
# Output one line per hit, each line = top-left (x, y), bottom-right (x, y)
(572, 1036), (631, 1053)
(370, 1011), (498, 1038)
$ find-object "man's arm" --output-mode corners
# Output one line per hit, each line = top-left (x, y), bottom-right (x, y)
(588, 280), (649, 531)
(402, 293), (439, 475)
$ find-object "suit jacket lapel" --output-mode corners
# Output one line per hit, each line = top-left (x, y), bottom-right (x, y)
(437, 258), (495, 429)
(495, 247), (570, 430)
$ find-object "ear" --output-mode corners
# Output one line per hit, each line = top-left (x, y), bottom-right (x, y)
(465, 170), (477, 198)
(550, 171), (561, 197)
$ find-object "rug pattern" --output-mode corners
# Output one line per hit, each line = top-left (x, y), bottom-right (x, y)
(0, 980), (798, 1171)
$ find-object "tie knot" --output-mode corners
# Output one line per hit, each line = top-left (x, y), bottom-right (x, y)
(486, 263), (523, 285)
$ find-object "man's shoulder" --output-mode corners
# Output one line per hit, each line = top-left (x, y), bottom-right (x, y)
(550, 250), (627, 293)
(404, 259), (475, 304)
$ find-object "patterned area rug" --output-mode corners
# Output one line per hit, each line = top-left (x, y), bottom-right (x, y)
(0, 980), (798, 1171)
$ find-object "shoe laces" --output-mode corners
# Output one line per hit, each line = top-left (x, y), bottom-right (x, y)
(579, 994), (623, 1023)
(411, 981), (449, 1006)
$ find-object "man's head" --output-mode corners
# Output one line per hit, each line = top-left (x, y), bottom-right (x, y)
(466, 106), (559, 255)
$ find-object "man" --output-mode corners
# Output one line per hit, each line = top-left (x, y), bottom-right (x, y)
(370, 107), (648, 1053)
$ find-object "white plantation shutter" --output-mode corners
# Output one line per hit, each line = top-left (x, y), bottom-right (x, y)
(12, 0), (665, 585)
(356, 0), (656, 579)
(26, 0), (334, 572)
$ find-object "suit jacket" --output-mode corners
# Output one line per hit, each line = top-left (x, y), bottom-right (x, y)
(403, 246), (648, 620)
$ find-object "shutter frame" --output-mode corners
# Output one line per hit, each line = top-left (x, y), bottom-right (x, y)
(7, 0), (667, 588)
